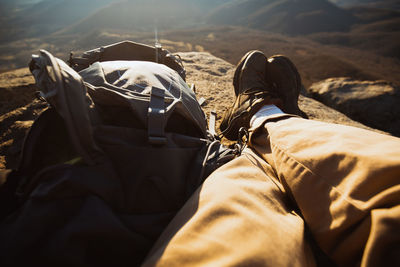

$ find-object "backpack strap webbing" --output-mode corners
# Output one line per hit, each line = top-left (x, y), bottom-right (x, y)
(209, 110), (217, 137)
(148, 86), (167, 145)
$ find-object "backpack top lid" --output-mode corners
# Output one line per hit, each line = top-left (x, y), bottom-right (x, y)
(79, 60), (208, 140)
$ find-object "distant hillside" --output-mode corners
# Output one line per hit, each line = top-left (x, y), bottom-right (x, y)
(329, 0), (378, 7)
(0, 0), (115, 43)
(207, 0), (356, 35)
(2, 0), (396, 43)
(58, 0), (234, 34)
(330, 0), (400, 10)
(20, 0), (114, 28)
(2, 0), (398, 42)
(364, 0), (400, 10)
(0, 0), (42, 11)
(0, 0), (399, 79)
(58, 0), (200, 34)
(33, 0), (359, 36)
(160, 26), (400, 88)
(308, 5), (400, 60)
(349, 5), (400, 23)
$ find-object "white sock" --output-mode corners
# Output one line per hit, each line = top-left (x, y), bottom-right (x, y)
(250, 104), (284, 128)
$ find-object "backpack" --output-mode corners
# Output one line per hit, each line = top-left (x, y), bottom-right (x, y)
(0, 41), (240, 266)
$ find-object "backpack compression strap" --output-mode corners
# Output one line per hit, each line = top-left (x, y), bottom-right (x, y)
(148, 86), (167, 145)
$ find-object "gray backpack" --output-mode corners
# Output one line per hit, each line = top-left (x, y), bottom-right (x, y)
(0, 41), (239, 266)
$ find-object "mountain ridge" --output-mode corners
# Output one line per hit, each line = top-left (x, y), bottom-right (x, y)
(207, 0), (356, 34)
(0, 0), (398, 88)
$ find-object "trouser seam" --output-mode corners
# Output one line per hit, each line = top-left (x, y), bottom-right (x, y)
(242, 149), (287, 198)
(242, 149), (303, 217)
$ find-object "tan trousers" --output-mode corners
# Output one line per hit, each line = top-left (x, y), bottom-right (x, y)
(143, 116), (400, 267)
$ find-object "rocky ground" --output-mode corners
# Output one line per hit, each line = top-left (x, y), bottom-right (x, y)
(179, 52), (389, 135)
(0, 52), (392, 169)
(308, 78), (400, 136)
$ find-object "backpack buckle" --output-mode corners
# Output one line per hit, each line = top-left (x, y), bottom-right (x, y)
(148, 136), (167, 145)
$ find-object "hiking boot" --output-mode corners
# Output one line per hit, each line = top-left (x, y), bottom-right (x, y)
(220, 50), (282, 140)
(266, 55), (308, 119)
(232, 50), (255, 96)
(220, 51), (307, 141)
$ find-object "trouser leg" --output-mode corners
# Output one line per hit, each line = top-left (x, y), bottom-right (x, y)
(249, 116), (400, 267)
(143, 149), (316, 267)
(144, 116), (400, 267)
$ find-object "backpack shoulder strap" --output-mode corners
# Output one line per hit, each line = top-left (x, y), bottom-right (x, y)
(30, 50), (105, 165)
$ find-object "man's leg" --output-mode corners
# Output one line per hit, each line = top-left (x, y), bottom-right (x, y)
(143, 111), (400, 267)
(249, 112), (400, 266)
(143, 148), (317, 266)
